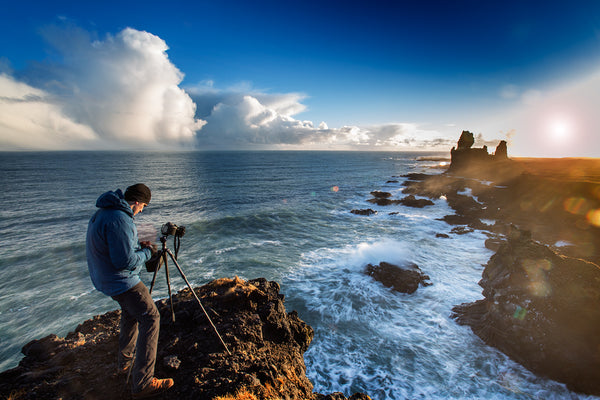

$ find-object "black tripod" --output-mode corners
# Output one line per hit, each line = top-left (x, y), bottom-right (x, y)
(148, 235), (231, 355)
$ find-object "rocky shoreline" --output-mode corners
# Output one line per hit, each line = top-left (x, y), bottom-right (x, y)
(360, 131), (600, 396)
(0, 277), (370, 400)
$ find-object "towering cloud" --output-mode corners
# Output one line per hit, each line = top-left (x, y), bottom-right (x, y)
(0, 27), (204, 150)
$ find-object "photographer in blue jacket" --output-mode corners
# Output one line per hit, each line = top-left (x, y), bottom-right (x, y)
(86, 183), (174, 399)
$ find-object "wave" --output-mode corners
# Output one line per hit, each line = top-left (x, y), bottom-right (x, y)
(285, 238), (583, 399)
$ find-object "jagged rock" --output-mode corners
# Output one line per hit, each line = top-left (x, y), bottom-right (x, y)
(456, 130), (475, 150)
(451, 229), (600, 396)
(449, 130), (512, 174)
(351, 209), (377, 216)
(494, 140), (508, 159)
(365, 262), (431, 294)
(398, 195), (434, 208)
(436, 233), (450, 239)
(0, 277), (371, 400)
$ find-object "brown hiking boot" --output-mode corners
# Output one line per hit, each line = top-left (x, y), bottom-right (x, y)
(132, 377), (174, 399)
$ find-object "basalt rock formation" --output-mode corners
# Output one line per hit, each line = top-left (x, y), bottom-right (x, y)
(452, 228), (600, 396)
(448, 130), (510, 174)
(0, 277), (371, 400)
(365, 262), (432, 294)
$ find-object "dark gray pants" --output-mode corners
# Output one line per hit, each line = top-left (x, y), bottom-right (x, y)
(112, 281), (160, 392)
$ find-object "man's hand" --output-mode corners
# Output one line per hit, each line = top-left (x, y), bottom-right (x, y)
(140, 241), (158, 256)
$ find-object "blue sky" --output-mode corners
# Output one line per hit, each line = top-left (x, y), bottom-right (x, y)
(1, 0), (599, 156)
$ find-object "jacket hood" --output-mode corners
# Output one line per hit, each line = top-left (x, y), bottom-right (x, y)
(95, 189), (133, 216)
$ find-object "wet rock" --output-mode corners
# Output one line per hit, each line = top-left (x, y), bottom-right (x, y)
(365, 262), (432, 294)
(370, 191), (391, 198)
(452, 228), (600, 396)
(398, 195), (434, 208)
(450, 226), (474, 235)
(0, 277), (371, 400)
(351, 209), (377, 216)
(367, 197), (400, 206)
(436, 233), (450, 239)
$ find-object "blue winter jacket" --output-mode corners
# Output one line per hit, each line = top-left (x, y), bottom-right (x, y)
(86, 189), (151, 296)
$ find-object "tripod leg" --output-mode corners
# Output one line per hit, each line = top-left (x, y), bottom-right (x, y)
(165, 249), (231, 355)
(163, 255), (176, 322)
(149, 265), (159, 294)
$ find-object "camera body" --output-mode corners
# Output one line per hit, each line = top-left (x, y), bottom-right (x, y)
(161, 222), (186, 238)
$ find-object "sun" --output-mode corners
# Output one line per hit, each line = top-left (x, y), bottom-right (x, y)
(548, 117), (573, 144)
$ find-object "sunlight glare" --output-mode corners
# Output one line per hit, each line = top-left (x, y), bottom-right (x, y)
(548, 117), (573, 144)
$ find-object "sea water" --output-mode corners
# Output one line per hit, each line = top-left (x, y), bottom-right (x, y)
(0, 151), (595, 399)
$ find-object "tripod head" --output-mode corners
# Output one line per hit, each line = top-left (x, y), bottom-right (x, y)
(145, 222), (186, 272)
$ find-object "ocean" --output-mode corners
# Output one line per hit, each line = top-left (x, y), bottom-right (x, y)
(0, 151), (595, 399)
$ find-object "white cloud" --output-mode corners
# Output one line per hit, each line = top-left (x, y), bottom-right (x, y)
(0, 74), (97, 150)
(0, 27), (204, 150)
(187, 85), (455, 150)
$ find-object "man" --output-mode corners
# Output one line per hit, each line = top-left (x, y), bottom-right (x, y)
(86, 183), (174, 399)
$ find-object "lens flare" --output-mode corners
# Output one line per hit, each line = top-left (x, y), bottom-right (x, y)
(587, 209), (600, 227)
(331, 186), (339, 192)
(513, 306), (527, 320)
(563, 197), (590, 215)
(522, 259), (553, 297)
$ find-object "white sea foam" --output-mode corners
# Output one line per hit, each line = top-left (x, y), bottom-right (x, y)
(288, 234), (584, 399)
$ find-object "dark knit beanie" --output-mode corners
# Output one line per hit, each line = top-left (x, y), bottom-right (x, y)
(124, 183), (151, 204)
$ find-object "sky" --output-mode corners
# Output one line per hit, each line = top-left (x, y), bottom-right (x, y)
(1, 0), (599, 156)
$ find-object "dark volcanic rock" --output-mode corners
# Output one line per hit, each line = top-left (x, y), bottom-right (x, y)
(448, 130), (513, 174)
(452, 228), (600, 396)
(398, 195), (434, 208)
(365, 262), (431, 294)
(0, 277), (370, 400)
(367, 197), (400, 206)
(370, 191), (392, 199)
(351, 209), (377, 216)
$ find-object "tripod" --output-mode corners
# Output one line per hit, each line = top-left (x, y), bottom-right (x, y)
(148, 235), (231, 355)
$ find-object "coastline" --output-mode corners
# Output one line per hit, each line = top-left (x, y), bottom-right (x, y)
(399, 144), (600, 395)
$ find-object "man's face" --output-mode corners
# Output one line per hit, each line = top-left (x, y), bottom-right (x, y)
(132, 202), (147, 216)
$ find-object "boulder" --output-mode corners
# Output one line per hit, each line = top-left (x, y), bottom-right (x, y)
(365, 262), (432, 294)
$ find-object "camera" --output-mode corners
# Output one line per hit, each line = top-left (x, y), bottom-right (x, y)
(161, 222), (186, 238)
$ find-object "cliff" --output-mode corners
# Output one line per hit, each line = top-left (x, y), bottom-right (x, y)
(0, 277), (371, 400)
(399, 131), (600, 395)
(452, 228), (600, 395)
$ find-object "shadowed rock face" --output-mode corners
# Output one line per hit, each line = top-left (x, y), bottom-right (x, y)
(0, 277), (371, 400)
(452, 228), (600, 396)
